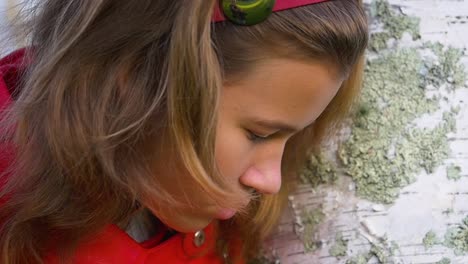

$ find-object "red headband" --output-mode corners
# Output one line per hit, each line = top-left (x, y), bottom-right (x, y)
(212, 0), (331, 23)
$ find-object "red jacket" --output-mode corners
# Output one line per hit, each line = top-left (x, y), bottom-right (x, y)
(0, 50), (244, 264)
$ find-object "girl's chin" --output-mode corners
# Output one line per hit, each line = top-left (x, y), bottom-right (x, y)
(168, 209), (237, 233)
(160, 214), (214, 233)
(214, 208), (237, 220)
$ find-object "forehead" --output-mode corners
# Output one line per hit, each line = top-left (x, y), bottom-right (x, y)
(221, 58), (343, 129)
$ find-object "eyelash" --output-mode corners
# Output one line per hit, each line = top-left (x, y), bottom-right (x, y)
(247, 130), (269, 143)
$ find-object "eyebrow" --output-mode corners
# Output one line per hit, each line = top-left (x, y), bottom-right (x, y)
(253, 119), (300, 133)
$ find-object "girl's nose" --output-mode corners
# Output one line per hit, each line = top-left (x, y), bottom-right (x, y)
(239, 159), (282, 195)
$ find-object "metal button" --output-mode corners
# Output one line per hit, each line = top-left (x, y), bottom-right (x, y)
(193, 230), (205, 247)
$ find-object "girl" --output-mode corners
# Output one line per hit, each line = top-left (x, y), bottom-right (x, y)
(0, 0), (368, 263)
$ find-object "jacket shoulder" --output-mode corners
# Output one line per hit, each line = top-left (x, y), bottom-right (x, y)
(0, 48), (27, 109)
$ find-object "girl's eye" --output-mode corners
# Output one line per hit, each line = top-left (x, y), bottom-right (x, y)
(247, 130), (269, 143)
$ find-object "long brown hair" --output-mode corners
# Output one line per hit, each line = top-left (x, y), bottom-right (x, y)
(0, 0), (368, 263)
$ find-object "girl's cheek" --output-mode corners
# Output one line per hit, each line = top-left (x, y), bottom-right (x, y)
(216, 134), (254, 181)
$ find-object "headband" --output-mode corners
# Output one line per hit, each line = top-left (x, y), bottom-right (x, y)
(213, 0), (332, 26)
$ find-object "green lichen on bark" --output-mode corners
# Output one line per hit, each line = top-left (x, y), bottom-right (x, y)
(345, 237), (398, 264)
(345, 244), (392, 264)
(443, 110), (458, 134)
(299, 153), (337, 188)
(338, 47), (457, 203)
(446, 164), (462, 181)
(368, 0), (420, 52)
(346, 254), (370, 264)
(436, 257), (451, 264)
(301, 208), (325, 252)
(369, 32), (392, 52)
(329, 232), (348, 258)
(423, 230), (439, 249)
(423, 42), (467, 90)
(400, 121), (452, 175)
(337, 0), (465, 203)
(296, 147), (337, 252)
(444, 216), (468, 255)
(370, 244), (388, 263)
(371, 0), (420, 40)
(301, 0), (464, 205)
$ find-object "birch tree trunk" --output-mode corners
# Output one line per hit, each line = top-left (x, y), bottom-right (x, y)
(264, 1), (468, 263)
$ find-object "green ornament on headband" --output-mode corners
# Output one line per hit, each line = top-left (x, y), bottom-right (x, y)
(220, 0), (276, 26)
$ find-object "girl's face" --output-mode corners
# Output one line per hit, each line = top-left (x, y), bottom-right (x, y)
(148, 58), (344, 233)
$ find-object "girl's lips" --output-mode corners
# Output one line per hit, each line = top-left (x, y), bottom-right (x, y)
(215, 208), (237, 220)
